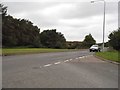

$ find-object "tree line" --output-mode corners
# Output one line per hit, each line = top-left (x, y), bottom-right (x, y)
(1, 4), (97, 49)
(1, 4), (120, 50)
(2, 15), (67, 48)
(1, 4), (67, 48)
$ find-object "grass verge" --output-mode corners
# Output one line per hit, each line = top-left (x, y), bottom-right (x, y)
(2, 48), (77, 56)
(95, 51), (120, 63)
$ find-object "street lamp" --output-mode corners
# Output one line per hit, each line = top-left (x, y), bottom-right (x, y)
(91, 0), (106, 52)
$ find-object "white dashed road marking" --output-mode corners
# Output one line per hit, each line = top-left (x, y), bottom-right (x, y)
(79, 57), (82, 59)
(37, 55), (93, 69)
(44, 64), (52, 67)
(81, 56), (85, 58)
(64, 60), (69, 62)
(54, 62), (61, 65)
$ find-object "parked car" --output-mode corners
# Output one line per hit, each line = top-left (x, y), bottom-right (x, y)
(89, 45), (101, 52)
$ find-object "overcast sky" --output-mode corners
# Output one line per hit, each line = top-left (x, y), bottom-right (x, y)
(2, 0), (118, 43)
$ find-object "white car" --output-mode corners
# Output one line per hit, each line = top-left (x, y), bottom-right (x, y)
(89, 45), (101, 52)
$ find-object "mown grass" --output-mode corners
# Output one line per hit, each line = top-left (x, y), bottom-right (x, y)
(2, 48), (77, 56)
(95, 51), (120, 62)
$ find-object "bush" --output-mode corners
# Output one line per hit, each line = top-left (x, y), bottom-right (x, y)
(108, 28), (120, 51)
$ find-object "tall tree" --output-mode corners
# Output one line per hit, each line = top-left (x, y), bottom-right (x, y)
(108, 28), (120, 50)
(2, 4), (41, 47)
(40, 29), (66, 49)
(0, 4), (7, 17)
(82, 34), (96, 48)
(2, 16), (41, 47)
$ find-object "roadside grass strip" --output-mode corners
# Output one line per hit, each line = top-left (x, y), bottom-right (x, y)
(95, 51), (119, 63)
(2, 48), (77, 56)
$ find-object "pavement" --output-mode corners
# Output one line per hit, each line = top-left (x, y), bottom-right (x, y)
(2, 50), (118, 88)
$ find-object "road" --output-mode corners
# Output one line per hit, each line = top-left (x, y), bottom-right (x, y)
(2, 50), (118, 88)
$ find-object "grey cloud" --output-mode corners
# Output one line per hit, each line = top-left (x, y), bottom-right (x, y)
(4, 2), (117, 19)
(2, 2), (118, 42)
(4, 2), (60, 14)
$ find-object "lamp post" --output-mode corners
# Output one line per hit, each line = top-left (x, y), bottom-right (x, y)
(91, 0), (106, 52)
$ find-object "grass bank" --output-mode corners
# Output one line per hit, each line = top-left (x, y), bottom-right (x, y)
(2, 48), (77, 56)
(95, 51), (119, 63)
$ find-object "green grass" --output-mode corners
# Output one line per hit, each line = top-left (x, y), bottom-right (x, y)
(2, 48), (77, 56)
(95, 51), (120, 62)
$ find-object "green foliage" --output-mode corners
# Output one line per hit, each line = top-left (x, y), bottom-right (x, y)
(96, 51), (119, 62)
(1, 4), (41, 48)
(2, 15), (41, 47)
(2, 4), (68, 49)
(2, 48), (74, 55)
(40, 29), (66, 49)
(0, 4), (7, 17)
(108, 28), (120, 51)
(82, 34), (96, 48)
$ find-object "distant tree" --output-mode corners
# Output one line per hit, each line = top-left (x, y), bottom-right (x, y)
(82, 34), (96, 48)
(104, 42), (109, 47)
(0, 4), (7, 17)
(66, 41), (82, 49)
(108, 28), (120, 50)
(40, 29), (66, 49)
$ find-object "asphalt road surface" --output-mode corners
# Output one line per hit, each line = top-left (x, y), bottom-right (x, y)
(2, 50), (118, 88)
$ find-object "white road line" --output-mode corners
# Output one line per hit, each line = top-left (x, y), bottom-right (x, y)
(78, 55), (93, 59)
(78, 56), (84, 59)
(79, 57), (82, 59)
(44, 64), (52, 67)
(41, 55), (94, 68)
(64, 60), (69, 62)
(54, 62), (61, 65)
(82, 56), (85, 58)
